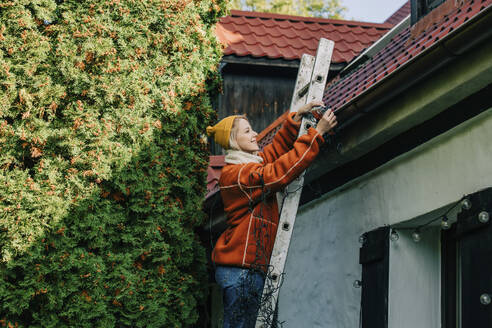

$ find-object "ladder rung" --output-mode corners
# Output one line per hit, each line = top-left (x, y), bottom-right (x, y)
(297, 83), (310, 99)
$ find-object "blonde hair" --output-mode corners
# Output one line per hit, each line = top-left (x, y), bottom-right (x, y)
(228, 115), (248, 151)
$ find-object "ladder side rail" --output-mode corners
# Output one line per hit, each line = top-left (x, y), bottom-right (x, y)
(275, 53), (316, 213)
(256, 38), (335, 328)
(289, 54), (316, 114)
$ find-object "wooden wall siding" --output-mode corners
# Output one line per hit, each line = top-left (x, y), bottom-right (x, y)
(210, 64), (298, 154)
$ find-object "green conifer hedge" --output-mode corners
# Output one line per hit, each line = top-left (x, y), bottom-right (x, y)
(0, 0), (226, 326)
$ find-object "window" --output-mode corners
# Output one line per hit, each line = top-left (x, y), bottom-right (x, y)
(359, 188), (492, 328)
(411, 0), (447, 24)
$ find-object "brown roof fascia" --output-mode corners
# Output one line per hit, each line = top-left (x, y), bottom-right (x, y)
(222, 54), (301, 69)
(222, 54), (347, 71)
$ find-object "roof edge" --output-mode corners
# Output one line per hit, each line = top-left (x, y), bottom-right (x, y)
(222, 55), (301, 68)
(228, 9), (394, 29)
(342, 14), (411, 74)
(384, 1), (411, 25)
(222, 54), (346, 70)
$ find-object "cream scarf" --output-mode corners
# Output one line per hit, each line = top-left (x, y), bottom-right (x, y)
(225, 149), (263, 165)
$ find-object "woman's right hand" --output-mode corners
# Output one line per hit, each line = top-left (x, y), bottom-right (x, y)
(315, 109), (337, 135)
(293, 101), (324, 122)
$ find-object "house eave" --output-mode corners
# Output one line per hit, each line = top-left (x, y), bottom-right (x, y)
(304, 7), (492, 188)
(221, 54), (346, 71)
(333, 4), (492, 130)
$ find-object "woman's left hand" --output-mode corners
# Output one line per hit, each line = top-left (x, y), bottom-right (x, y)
(293, 101), (324, 122)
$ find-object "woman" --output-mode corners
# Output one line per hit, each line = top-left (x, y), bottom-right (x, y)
(206, 102), (337, 328)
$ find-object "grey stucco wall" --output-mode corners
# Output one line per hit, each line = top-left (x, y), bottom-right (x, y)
(277, 108), (492, 327)
(388, 228), (441, 328)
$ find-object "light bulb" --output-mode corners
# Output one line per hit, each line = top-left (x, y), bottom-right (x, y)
(478, 211), (489, 224)
(390, 230), (399, 242)
(359, 234), (366, 245)
(441, 216), (451, 230)
(412, 230), (421, 242)
(480, 293), (491, 305)
(353, 280), (362, 288)
(461, 199), (472, 210)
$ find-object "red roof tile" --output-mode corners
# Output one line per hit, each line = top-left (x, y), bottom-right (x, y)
(385, 1), (411, 25)
(256, 0), (491, 147)
(322, 0), (491, 113)
(216, 10), (392, 63)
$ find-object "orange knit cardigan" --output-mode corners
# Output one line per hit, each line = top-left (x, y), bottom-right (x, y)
(212, 113), (324, 270)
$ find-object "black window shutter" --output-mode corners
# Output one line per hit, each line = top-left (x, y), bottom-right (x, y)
(457, 188), (492, 328)
(359, 226), (390, 328)
(442, 187), (492, 328)
(441, 224), (457, 328)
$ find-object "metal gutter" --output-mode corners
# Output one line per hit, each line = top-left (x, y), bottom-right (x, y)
(334, 5), (492, 129)
(302, 5), (492, 187)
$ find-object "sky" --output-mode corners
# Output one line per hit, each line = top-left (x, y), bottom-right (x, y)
(342, 0), (408, 23)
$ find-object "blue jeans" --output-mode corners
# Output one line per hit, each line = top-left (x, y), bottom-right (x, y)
(215, 266), (265, 328)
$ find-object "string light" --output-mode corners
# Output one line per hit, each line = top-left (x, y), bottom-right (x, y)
(480, 293), (491, 305)
(461, 198), (472, 210)
(358, 234), (366, 245)
(384, 196), (467, 243)
(440, 215), (451, 230)
(390, 229), (399, 242)
(478, 211), (489, 224)
(365, 194), (488, 245)
(411, 229), (421, 243)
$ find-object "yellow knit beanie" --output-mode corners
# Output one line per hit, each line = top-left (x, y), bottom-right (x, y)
(206, 115), (240, 149)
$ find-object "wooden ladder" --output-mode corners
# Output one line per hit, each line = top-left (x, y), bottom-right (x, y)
(255, 38), (335, 328)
